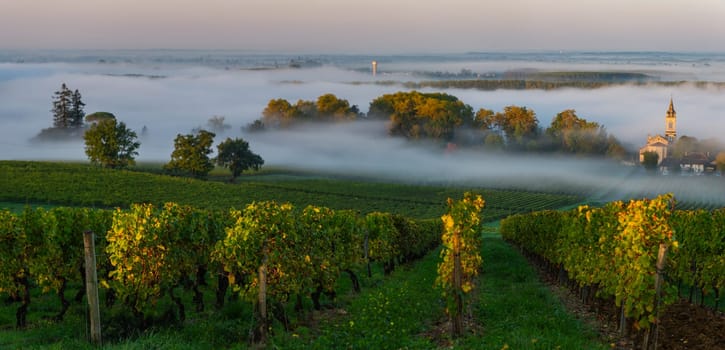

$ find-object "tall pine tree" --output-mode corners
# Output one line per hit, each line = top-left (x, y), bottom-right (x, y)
(52, 83), (73, 128)
(70, 89), (85, 128)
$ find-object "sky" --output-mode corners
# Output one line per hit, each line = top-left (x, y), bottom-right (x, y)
(2, 0), (725, 53)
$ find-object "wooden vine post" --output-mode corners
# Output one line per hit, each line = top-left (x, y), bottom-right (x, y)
(364, 230), (371, 278)
(452, 228), (463, 337)
(257, 251), (268, 344)
(83, 231), (102, 346)
(646, 243), (668, 350)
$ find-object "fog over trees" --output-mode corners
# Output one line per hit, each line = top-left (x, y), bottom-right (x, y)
(249, 92), (626, 159)
(1, 54), (724, 204)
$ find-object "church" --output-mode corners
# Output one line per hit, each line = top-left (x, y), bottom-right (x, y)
(638, 98), (677, 166)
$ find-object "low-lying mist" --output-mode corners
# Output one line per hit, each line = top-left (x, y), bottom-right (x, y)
(244, 122), (725, 206)
(1, 60), (724, 206)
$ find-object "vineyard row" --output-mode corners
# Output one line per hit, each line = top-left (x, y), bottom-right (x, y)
(500, 194), (723, 337)
(0, 202), (441, 332)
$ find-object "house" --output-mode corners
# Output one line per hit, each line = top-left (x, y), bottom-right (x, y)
(680, 152), (715, 175)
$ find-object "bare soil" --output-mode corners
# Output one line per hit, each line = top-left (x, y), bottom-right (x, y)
(531, 258), (725, 350)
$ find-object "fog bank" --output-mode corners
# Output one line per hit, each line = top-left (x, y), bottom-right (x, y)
(1, 59), (724, 206)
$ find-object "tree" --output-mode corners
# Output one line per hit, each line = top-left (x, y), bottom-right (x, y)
(244, 119), (266, 132)
(85, 112), (116, 124)
(472, 105), (540, 149)
(494, 105), (539, 149)
(164, 130), (216, 179)
(642, 151), (659, 173)
(262, 99), (298, 128)
(295, 99), (317, 120)
(605, 135), (628, 160)
(257, 95), (360, 129)
(69, 89), (85, 128)
(546, 109), (608, 154)
(83, 118), (140, 169)
(316, 93), (356, 121)
(472, 108), (495, 130)
(367, 91), (473, 141)
(483, 133), (505, 149)
(215, 137), (264, 181)
(715, 152), (725, 173)
(206, 116), (231, 134)
(672, 135), (700, 159)
(52, 83), (73, 128)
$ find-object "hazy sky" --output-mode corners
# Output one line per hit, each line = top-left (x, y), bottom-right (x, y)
(2, 0), (724, 53)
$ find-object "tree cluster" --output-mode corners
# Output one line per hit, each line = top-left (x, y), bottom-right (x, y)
(34, 83), (87, 141)
(193, 116), (231, 135)
(368, 91), (473, 140)
(473, 105), (539, 150)
(246, 90), (625, 159)
(52, 83), (85, 129)
(163, 130), (264, 181)
(367, 91), (625, 158)
(670, 135), (723, 160)
(86, 123), (263, 180)
(476, 107), (626, 157)
(35, 83), (264, 178)
(247, 93), (362, 130)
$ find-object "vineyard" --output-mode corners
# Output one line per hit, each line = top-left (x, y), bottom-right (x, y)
(0, 202), (442, 341)
(0, 160), (581, 220)
(500, 194), (724, 349)
(2, 161), (723, 348)
(0, 192), (612, 349)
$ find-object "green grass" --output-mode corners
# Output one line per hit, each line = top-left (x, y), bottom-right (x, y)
(269, 250), (442, 349)
(268, 232), (607, 350)
(0, 201), (58, 212)
(460, 233), (606, 349)
(0, 160), (581, 220)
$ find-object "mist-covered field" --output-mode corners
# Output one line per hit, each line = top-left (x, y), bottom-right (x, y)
(1, 51), (724, 204)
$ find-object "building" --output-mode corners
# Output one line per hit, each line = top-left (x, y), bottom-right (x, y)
(639, 98), (677, 165)
(639, 135), (670, 165)
(680, 152), (712, 174)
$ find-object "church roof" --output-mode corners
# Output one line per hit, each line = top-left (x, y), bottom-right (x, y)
(645, 134), (669, 145)
(668, 98), (675, 114)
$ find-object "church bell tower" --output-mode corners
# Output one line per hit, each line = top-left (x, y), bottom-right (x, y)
(665, 98), (676, 142)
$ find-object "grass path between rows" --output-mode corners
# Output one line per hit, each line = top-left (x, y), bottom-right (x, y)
(467, 233), (607, 349)
(273, 231), (608, 349)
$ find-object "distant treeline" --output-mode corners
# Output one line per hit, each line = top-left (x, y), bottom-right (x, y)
(413, 70), (656, 83)
(361, 79), (725, 91)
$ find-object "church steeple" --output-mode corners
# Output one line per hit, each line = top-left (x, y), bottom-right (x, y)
(665, 97), (677, 141)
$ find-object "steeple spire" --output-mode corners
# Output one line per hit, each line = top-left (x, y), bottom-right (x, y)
(665, 97), (677, 141)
